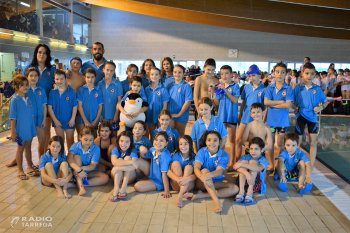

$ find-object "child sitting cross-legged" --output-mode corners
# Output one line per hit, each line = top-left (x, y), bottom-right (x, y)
(274, 132), (313, 194)
(234, 137), (268, 205)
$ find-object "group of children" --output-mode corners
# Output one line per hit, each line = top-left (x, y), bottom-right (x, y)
(7, 54), (329, 212)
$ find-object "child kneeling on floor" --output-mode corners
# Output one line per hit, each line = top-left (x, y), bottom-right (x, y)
(274, 132), (312, 194)
(234, 137), (268, 204)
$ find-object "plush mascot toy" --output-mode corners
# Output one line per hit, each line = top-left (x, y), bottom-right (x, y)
(120, 93), (148, 128)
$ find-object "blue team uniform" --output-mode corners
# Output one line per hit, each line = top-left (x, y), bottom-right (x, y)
(48, 86), (78, 129)
(240, 82), (266, 124)
(120, 78), (147, 97)
(145, 83), (170, 124)
(69, 142), (100, 172)
(152, 127), (180, 153)
(77, 85), (104, 124)
(27, 86), (47, 127)
(141, 75), (150, 88)
(293, 83), (327, 123)
(239, 154), (268, 194)
(23, 65), (56, 98)
(39, 151), (67, 185)
(111, 147), (138, 159)
(265, 82), (294, 127)
(171, 152), (195, 170)
(97, 77), (123, 120)
(216, 81), (240, 123)
(9, 95), (36, 142)
(167, 80), (193, 123)
(81, 58), (116, 86)
(144, 147), (172, 191)
(195, 147), (228, 182)
(161, 74), (175, 89)
(133, 136), (152, 154)
(190, 115), (228, 149)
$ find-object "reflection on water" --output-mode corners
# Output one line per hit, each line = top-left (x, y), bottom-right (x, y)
(289, 115), (350, 182)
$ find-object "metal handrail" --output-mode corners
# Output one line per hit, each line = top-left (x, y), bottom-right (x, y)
(0, 95), (12, 111)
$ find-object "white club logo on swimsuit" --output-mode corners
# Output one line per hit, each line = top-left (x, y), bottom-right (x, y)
(214, 160), (218, 166)
(88, 154), (92, 160)
(282, 91), (287, 97)
(47, 71), (50, 75)
(38, 91), (42, 96)
(94, 93), (99, 98)
(213, 127), (218, 131)
(294, 158), (299, 163)
(168, 136), (173, 141)
(312, 90), (316, 95)
(257, 91), (262, 97)
(228, 88), (232, 92)
(65, 96), (70, 101)
(110, 88), (115, 93)
(177, 88), (181, 93)
(157, 91), (161, 96)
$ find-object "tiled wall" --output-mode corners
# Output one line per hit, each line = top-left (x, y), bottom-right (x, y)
(91, 5), (350, 63)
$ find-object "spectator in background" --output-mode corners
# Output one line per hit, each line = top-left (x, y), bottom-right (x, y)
(299, 57), (310, 71)
(54, 59), (59, 70)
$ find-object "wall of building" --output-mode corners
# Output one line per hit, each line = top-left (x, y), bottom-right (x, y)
(91, 5), (350, 63)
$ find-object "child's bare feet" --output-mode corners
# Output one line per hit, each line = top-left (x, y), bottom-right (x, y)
(213, 202), (223, 213)
(183, 192), (190, 199)
(6, 159), (17, 167)
(56, 187), (65, 199)
(63, 190), (71, 199)
(191, 190), (205, 201)
(78, 186), (86, 196)
(176, 194), (184, 208)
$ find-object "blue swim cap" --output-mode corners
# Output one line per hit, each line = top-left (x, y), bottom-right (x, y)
(247, 64), (261, 75)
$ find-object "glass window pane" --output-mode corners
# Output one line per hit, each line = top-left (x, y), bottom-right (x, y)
(287, 63), (295, 69)
(43, 3), (71, 42)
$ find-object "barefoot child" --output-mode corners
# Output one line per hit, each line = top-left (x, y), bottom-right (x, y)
(167, 64), (193, 136)
(39, 136), (72, 199)
(145, 67), (170, 137)
(67, 127), (109, 195)
(7, 76), (38, 179)
(193, 131), (238, 213)
(48, 70), (78, 150)
(233, 137), (268, 204)
(94, 121), (117, 176)
(190, 97), (227, 153)
(213, 65), (240, 171)
(241, 103), (272, 157)
(274, 133), (313, 194)
(236, 64), (266, 163)
(291, 62), (328, 170)
(25, 67), (47, 161)
(167, 135), (196, 208)
(77, 68), (103, 137)
(264, 62), (293, 172)
(134, 131), (172, 198)
(109, 131), (138, 201)
(161, 57), (175, 88)
(152, 110), (180, 153)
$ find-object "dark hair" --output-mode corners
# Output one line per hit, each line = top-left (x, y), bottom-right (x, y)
(131, 76), (142, 85)
(54, 59), (59, 62)
(249, 137), (265, 150)
(174, 135), (194, 161)
(54, 70), (66, 79)
(284, 132), (299, 145)
(273, 61), (287, 72)
(190, 75), (196, 81)
(204, 58), (216, 68)
(133, 120), (146, 131)
(287, 69), (291, 73)
(116, 131), (134, 156)
(220, 65), (232, 73)
(199, 130), (221, 150)
(303, 62), (316, 72)
(174, 64), (185, 74)
(198, 97), (213, 107)
(321, 71), (327, 76)
(161, 57), (174, 77)
(104, 61), (116, 69)
(80, 126), (94, 138)
(92, 42), (104, 50)
(232, 71), (237, 74)
(305, 57), (311, 62)
(338, 69), (344, 74)
(153, 131), (169, 143)
(250, 102), (264, 111)
(158, 109), (172, 119)
(24, 67), (40, 78)
(344, 68), (350, 73)
(139, 59), (156, 76)
(328, 63), (334, 69)
(13, 75), (28, 92)
(127, 64), (139, 73)
(292, 69), (299, 78)
(150, 67), (161, 76)
(48, 135), (65, 156)
(84, 68), (97, 77)
(31, 44), (52, 69)
(98, 121), (114, 138)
